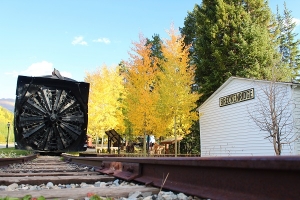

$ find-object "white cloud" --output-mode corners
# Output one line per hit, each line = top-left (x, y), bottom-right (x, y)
(72, 36), (88, 46)
(293, 18), (300, 26)
(21, 61), (53, 76)
(93, 37), (111, 44)
(6, 61), (72, 79)
(60, 71), (72, 78)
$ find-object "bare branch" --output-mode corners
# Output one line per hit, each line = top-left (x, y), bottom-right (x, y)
(248, 80), (299, 155)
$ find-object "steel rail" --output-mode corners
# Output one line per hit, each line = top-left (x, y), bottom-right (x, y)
(0, 154), (38, 167)
(61, 154), (300, 200)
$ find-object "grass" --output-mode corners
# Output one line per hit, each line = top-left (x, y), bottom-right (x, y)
(0, 147), (33, 158)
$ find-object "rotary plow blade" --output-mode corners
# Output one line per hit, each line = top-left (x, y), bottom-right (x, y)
(14, 69), (90, 152)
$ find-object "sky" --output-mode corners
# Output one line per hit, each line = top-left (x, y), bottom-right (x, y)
(0, 0), (300, 99)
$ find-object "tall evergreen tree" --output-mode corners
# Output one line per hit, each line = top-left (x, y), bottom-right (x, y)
(276, 2), (300, 81)
(180, 10), (197, 64)
(146, 34), (164, 62)
(181, 0), (282, 105)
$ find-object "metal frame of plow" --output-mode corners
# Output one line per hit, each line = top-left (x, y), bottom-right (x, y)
(14, 73), (89, 152)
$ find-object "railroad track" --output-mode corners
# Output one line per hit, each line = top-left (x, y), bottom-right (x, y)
(62, 154), (300, 200)
(0, 155), (160, 200)
(1, 154), (300, 200)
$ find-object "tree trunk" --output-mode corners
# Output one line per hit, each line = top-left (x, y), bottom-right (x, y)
(143, 132), (147, 156)
(174, 115), (177, 157)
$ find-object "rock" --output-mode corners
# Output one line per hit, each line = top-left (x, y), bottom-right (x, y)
(46, 182), (54, 189)
(0, 186), (7, 191)
(177, 193), (188, 200)
(80, 182), (87, 187)
(142, 192), (153, 198)
(158, 191), (177, 200)
(113, 179), (120, 186)
(100, 182), (107, 187)
(29, 185), (38, 190)
(128, 191), (142, 199)
(52, 185), (61, 189)
(94, 181), (101, 187)
(143, 196), (153, 200)
(7, 183), (18, 191)
(81, 184), (94, 188)
(21, 186), (29, 190)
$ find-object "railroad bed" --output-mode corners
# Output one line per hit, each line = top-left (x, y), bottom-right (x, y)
(0, 155), (161, 200)
(62, 154), (300, 200)
(1, 153), (300, 200)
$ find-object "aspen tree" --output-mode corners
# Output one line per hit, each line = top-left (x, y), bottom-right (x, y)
(158, 25), (199, 156)
(123, 34), (160, 155)
(85, 65), (126, 149)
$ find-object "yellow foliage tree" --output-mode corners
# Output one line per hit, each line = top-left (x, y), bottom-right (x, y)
(85, 65), (126, 147)
(123, 34), (161, 154)
(157, 24), (200, 156)
(0, 107), (14, 143)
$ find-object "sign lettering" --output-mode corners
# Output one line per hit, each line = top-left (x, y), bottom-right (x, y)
(219, 88), (254, 107)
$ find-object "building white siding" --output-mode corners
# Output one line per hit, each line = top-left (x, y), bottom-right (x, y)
(198, 77), (298, 156)
(292, 87), (300, 154)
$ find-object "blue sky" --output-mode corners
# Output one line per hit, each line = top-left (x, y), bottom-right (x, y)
(1, 0), (300, 99)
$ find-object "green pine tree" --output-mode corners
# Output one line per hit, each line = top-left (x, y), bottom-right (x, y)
(276, 2), (300, 81)
(146, 34), (164, 62)
(181, 0), (284, 105)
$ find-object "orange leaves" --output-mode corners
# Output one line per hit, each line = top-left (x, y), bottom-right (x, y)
(123, 24), (199, 139)
(123, 33), (160, 136)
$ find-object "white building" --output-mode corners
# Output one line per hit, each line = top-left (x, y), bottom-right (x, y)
(197, 77), (300, 156)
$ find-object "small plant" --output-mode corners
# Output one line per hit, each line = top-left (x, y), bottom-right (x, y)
(0, 197), (19, 200)
(87, 193), (104, 200)
(0, 195), (46, 200)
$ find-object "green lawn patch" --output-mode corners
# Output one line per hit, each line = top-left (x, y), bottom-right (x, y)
(0, 147), (33, 158)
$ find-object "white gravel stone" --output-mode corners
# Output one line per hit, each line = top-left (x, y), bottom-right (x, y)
(80, 182), (87, 187)
(158, 191), (178, 200)
(7, 183), (18, 191)
(113, 179), (120, 186)
(141, 192), (152, 198)
(128, 191), (142, 199)
(81, 184), (94, 188)
(29, 185), (37, 190)
(100, 182), (107, 187)
(53, 185), (61, 189)
(143, 196), (153, 200)
(178, 193), (188, 200)
(0, 186), (7, 191)
(94, 181), (101, 187)
(46, 182), (54, 189)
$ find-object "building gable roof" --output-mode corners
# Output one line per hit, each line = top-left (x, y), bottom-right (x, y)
(197, 76), (299, 111)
